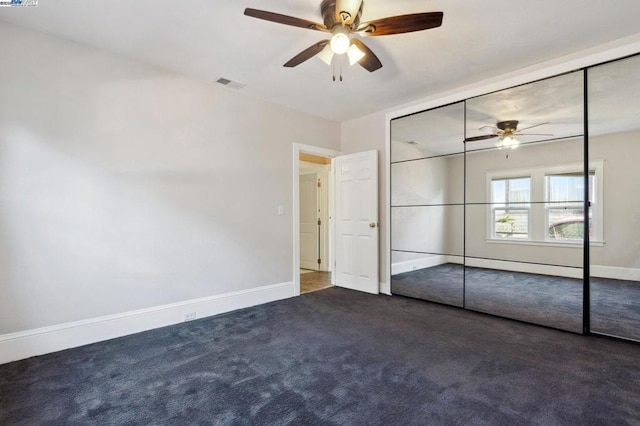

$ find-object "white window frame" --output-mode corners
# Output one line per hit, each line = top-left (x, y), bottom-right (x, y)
(489, 177), (531, 240)
(486, 161), (604, 247)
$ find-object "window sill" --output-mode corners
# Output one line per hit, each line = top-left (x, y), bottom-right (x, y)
(486, 238), (605, 248)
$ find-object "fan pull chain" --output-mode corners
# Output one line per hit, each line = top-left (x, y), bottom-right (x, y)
(331, 58), (344, 82)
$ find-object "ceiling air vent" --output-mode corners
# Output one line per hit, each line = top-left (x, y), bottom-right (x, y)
(216, 77), (246, 90)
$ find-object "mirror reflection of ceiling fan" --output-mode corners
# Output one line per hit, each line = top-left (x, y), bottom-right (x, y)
(465, 120), (552, 149)
(244, 0), (443, 77)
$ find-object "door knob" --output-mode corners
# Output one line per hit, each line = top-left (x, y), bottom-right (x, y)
(369, 222), (377, 228)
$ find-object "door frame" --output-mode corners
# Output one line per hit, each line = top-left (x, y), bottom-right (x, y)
(293, 143), (340, 297)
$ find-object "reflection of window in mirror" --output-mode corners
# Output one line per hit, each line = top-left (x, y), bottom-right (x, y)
(487, 161), (604, 245)
(546, 172), (595, 241)
(491, 177), (530, 239)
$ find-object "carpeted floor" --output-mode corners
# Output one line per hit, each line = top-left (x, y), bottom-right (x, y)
(591, 276), (640, 341)
(1, 287), (640, 425)
(465, 266), (583, 334)
(392, 263), (640, 339)
(391, 263), (465, 308)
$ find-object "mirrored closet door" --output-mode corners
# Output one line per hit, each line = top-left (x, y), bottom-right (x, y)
(389, 55), (640, 340)
(390, 102), (465, 307)
(464, 71), (585, 333)
(588, 55), (640, 341)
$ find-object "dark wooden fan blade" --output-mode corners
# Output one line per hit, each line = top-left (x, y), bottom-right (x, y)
(351, 39), (382, 72)
(465, 134), (499, 142)
(244, 8), (328, 32)
(515, 133), (554, 137)
(284, 41), (329, 68)
(357, 12), (443, 36)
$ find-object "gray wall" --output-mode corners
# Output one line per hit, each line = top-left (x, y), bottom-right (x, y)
(590, 130), (640, 269)
(0, 22), (340, 334)
(391, 154), (463, 257)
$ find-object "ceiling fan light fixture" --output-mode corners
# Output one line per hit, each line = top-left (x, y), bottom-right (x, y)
(497, 135), (520, 149)
(318, 44), (335, 65)
(347, 43), (365, 65)
(244, 2), (443, 73)
(330, 29), (350, 55)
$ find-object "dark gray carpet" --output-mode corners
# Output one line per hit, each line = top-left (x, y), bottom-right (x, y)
(2, 287), (640, 425)
(392, 264), (640, 338)
(391, 263), (464, 307)
(591, 277), (640, 341)
(464, 267), (583, 333)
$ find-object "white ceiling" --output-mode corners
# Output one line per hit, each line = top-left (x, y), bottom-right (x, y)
(2, 0), (640, 122)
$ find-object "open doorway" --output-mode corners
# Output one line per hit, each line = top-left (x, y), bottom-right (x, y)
(293, 143), (340, 296)
(299, 153), (333, 294)
(293, 144), (380, 296)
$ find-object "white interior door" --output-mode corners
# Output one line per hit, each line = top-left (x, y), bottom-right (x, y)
(300, 173), (319, 270)
(334, 150), (379, 294)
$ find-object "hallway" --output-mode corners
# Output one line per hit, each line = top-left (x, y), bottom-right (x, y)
(300, 270), (332, 294)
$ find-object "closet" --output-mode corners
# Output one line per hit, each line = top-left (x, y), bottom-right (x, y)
(390, 54), (640, 341)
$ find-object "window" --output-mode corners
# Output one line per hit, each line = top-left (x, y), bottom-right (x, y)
(546, 172), (595, 240)
(491, 177), (530, 239)
(487, 162), (603, 245)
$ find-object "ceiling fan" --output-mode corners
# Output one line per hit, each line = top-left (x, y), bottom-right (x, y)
(465, 120), (552, 149)
(244, 0), (443, 74)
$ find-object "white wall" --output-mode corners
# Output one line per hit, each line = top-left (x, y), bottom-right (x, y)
(0, 21), (340, 336)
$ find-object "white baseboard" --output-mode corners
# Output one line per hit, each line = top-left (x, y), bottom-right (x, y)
(390, 257), (640, 283)
(465, 258), (583, 279)
(0, 281), (294, 365)
(391, 255), (463, 275)
(465, 259), (640, 282)
(591, 265), (640, 281)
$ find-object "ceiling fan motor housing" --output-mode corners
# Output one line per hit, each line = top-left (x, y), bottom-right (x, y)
(321, 0), (363, 29)
(497, 120), (519, 132)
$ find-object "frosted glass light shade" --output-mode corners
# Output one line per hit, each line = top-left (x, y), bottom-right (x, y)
(347, 44), (365, 65)
(330, 32), (350, 55)
(318, 44), (335, 65)
(497, 135), (520, 149)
